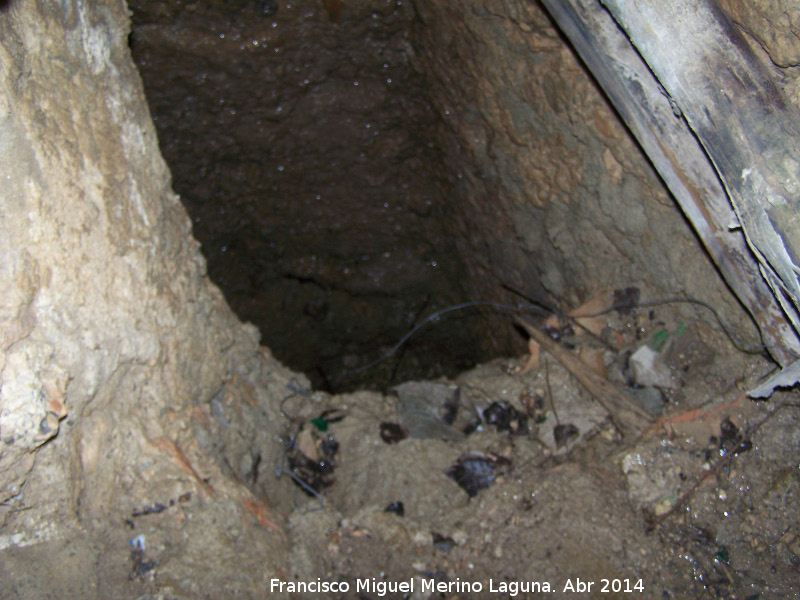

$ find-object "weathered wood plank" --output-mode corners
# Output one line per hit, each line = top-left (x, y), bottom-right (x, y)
(539, 0), (800, 364)
(515, 317), (652, 438)
(599, 0), (800, 358)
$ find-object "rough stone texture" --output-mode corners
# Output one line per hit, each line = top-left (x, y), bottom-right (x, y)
(0, 1), (289, 597)
(128, 0), (525, 393)
(129, 0), (759, 396)
(411, 0), (751, 334)
(717, 0), (800, 68)
(716, 1), (800, 123)
(717, 0), (800, 135)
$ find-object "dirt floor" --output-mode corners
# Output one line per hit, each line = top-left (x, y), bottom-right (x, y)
(118, 297), (799, 599)
(4, 291), (798, 600)
(267, 299), (800, 599)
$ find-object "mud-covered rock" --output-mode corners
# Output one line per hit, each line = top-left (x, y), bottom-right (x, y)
(0, 1), (290, 597)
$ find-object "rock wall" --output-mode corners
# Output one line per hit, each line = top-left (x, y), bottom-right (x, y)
(717, 0), (800, 106)
(717, 0), (800, 69)
(127, 0), (527, 393)
(0, 1), (290, 596)
(411, 0), (751, 334)
(127, 0), (760, 396)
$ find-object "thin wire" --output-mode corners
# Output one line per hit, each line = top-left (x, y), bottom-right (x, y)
(340, 296), (799, 377)
(279, 377), (311, 421)
(288, 472), (325, 513)
(274, 421), (303, 478)
(341, 301), (547, 377)
(274, 380), (325, 512)
(569, 296), (799, 359)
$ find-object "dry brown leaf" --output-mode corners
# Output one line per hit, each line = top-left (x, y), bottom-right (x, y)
(579, 346), (608, 378)
(569, 289), (613, 336)
(517, 339), (541, 375)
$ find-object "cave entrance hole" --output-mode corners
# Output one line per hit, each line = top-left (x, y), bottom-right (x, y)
(127, 0), (581, 393)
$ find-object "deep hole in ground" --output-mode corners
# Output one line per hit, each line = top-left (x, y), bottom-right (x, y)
(6, 2), (800, 597)
(128, 0), (534, 393)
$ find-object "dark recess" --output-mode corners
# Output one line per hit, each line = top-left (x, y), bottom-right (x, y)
(128, 0), (528, 391)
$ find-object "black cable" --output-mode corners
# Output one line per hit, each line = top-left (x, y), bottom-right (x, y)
(568, 296), (798, 359)
(341, 301), (548, 377)
(340, 295), (799, 377)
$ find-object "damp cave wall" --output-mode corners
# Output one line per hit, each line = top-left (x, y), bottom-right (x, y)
(409, 0), (800, 363)
(409, 0), (738, 311)
(1, 0), (800, 597)
(127, 0), (535, 393)
(128, 0), (765, 394)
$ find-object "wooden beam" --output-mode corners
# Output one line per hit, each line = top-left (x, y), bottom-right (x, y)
(539, 0), (800, 364)
(515, 317), (652, 438)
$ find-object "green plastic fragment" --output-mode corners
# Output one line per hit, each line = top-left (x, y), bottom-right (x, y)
(649, 329), (669, 351)
(310, 417), (328, 432)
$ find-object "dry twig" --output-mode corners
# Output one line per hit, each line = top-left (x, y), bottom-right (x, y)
(515, 316), (652, 438)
